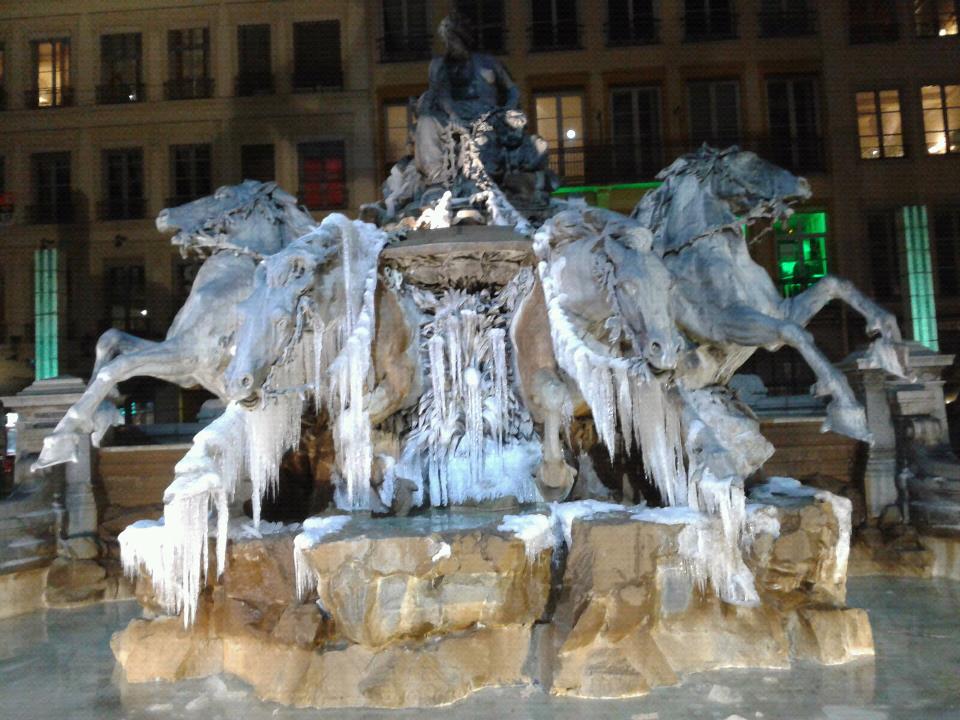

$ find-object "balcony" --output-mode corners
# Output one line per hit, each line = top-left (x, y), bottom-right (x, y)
(164, 77), (214, 101)
(683, 12), (738, 41)
(98, 197), (146, 221)
(24, 87), (75, 109)
(96, 82), (145, 105)
(849, 20), (899, 44)
(27, 201), (74, 225)
(378, 34), (433, 63)
(292, 70), (344, 93)
(235, 72), (274, 97)
(605, 18), (660, 46)
(528, 20), (582, 51)
(758, 9), (818, 37)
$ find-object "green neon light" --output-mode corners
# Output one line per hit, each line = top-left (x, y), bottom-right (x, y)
(775, 211), (829, 298)
(34, 249), (59, 381)
(552, 181), (663, 195)
(901, 205), (939, 351)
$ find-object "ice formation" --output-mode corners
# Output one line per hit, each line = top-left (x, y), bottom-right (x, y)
(498, 500), (629, 560)
(293, 515), (352, 600)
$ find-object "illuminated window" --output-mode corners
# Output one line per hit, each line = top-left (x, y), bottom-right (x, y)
(921, 84), (960, 155)
(383, 100), (414, 169)
(298, 142), (346, 210)
(31, 39), (71, 108)
(688, 79), (740, 147)
(455, 0), (506, 52)
(914, 0), (958, 37)
(535, 91), (584, 182)
(856, 89), (904, 159)
(169, 144), (211, 204)
(899, 206), (939, 350)
(775, 211), (828, 298)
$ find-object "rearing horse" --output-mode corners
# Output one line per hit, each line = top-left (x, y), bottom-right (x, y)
(33, 181), (316, 470)
(634, 146), (908, 442)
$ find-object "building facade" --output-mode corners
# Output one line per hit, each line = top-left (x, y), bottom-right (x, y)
(0, 0), (958, 419)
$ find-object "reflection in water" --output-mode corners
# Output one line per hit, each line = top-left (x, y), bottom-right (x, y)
(0, 578), (958, 720)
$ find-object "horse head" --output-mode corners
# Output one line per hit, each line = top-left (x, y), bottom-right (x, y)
(634, 145), (812, 254)
(543, 207), (685, 372)
(156, 180), (314, 258)
(224, 235), (339, 405)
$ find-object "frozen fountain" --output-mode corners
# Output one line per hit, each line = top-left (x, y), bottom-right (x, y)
(34, 14), (911, 709)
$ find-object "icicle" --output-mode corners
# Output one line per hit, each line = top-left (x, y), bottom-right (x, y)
(245, 393), (303, 525)
(464, 366), (483, 485)
(293, 515), (351, 600)
(490, 328), (508, 454)
(429, 334), (447, 423)
(312, 316), (325, 407)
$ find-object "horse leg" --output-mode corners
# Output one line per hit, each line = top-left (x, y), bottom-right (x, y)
(34, 343), (198, 469)
(714, 306), (871, 442)
(532, 369), (577, 501)
(782, 276), (909, 377)
(92, 328), (158, 378)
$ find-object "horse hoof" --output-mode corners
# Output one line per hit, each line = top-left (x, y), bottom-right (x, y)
(31, 432), (81, 471)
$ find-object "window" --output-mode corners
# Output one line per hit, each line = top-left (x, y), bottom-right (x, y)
(775, 211), (828, 297)
(607, 0), (659, 45)
(849, 0), (899, 43)
(236, 24), (272, 96)
(922, 84), (960, 155)
(381, 0), (431, 62)
(98, 33), (142, 104)
(293, 21), (343, 91)
(535, 92), (584, 182)
(455, 0), (506, 52)
(932, 207), (960, 296)
(759, 0), (816, 37)
(687, 79), (740, 147)
(105, 264), (147, 333)
(866, 210), (902, 301)
(101, 149), (145, 220)
(31, 152), (71, 224)
(240, 144), (275, 183)
(899, 206), (939, 349)
(384, 101), (415, 169)
(31, 39), (72, 108)
(167, 28), (212, 100)
(856, 90), (905, 159)
(169, 144), (212, 204)
(684, 0), (736, 41)
(298, 142), (347, 210)
(766, 76), (823, 171)
(609, 86), (662, 180)
(530, 0), (580, 52)
(914, 0), (958, 37)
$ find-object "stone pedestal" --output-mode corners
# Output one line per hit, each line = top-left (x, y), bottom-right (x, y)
(839, 352), (898, 520)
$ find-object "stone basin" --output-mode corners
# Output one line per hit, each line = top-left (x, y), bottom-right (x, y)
(113, 490), (874, 709)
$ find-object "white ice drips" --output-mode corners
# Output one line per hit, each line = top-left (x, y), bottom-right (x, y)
(293, 515), (352, 600)
(499, 500), (629, 560)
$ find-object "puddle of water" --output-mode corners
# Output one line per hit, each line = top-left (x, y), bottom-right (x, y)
(0, 577), (958, 720)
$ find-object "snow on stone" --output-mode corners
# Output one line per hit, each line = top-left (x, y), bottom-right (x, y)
(552, 500), (627, 547)
(751, 477), (851, 583)
(430, 540), (452, 563)
(293, 515), (352, 600)
(498, 513), (555, 560)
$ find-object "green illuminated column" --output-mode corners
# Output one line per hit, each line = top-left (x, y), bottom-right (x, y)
(900, 205), (939, 351)
(34, 248), (60, 380)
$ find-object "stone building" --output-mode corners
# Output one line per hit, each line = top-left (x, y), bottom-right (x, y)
(1, 0), (959, 416)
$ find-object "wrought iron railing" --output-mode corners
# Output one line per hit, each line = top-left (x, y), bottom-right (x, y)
(683, 11), (738, 41)
(758, 9), (818, 37)
(292, 70), (344, 93)
(24, 86), (75, 108)
(164, 77), (214, 100)
(528, 20), (583, 51)
(605, 18), (661, 46)
(98, 197), (146, 221)
(378, 34), (433, 63)
(96, 82), (145, 104)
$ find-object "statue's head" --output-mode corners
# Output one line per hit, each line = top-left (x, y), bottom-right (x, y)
(438, 13), (473, 58)
(155, 180), (311, 257)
